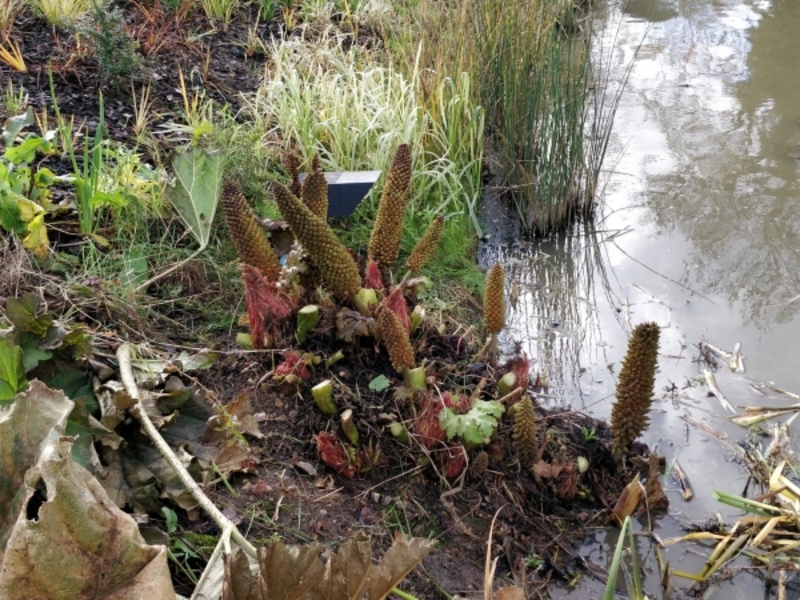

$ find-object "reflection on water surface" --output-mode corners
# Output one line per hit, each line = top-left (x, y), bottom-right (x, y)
(482, 0), (800, 596)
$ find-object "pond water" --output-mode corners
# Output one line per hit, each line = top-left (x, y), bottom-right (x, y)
(479, 0), (800, 597)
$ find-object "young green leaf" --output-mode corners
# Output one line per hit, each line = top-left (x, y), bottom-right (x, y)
(4, 135), (51, 165)
(439, 400), (505, 444)
(369, 375), (391, 392)
(0, 336), (27, 402)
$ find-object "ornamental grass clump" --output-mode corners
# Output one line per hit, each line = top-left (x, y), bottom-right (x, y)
(272, 181), (362, 302)
(610, 322), (660, 457)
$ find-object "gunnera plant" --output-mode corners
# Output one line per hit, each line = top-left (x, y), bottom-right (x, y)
(222, 181), (292, 349)
(284, 151), (303, 198)
(610, 322), (660, 457)
(272, 181), (362, 302)
(301, 155), (328, 219)
(480, 261), (505, 362)
(368, 143), (412, 270)
(221, 181), (282, 280)
(376, 305), (415, 373)
(404, 215), (444, 275)
(512, 395), (537, 471)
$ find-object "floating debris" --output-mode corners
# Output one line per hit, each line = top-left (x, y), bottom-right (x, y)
(703, 369), (735, 413)
(729, 342), (744, 373)
(730, 408), (798, 428)
(698, 340), (732, 360)
(679, 415), (728, 440)
(670, 461), (694, 501)
(699, 339), (745, 373)
(735, 376), (800, 400)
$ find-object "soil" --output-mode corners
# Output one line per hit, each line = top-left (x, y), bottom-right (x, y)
(2, 3), (271, 146)
(175, 313), (654, 599)
(1, 5), (659, 599)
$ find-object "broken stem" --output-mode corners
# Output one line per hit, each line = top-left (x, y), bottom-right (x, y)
(116, 343), (257, 559)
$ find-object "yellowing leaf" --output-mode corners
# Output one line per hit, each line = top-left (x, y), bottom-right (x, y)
(16, 197), (43, 222)
(23, 211), (50, 258)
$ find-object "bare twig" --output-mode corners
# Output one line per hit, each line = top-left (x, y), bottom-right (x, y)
(116, 342), (257, 558)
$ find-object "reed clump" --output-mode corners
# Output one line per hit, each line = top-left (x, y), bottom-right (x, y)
(408, 0), (612, 235)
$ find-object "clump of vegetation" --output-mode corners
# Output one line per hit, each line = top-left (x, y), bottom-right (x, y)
(27, 0), (94, 26)
(0, 0), (642, 596)
(611, 322), (660, 457)
(407, 0), (612, 234)
(76, 3), (142, 84)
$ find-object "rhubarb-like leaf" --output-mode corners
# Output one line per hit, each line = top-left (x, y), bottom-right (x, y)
(440, 399), (505, 445)
(166, 148), (224, 248)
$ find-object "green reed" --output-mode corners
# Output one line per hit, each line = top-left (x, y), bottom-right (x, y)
(407, 0), (616, 235)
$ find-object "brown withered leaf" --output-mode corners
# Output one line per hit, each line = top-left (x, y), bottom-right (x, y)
(611, 473), (644, 525)
(260, 539), (326, 599)
(203, 393), (264, 446)
(532, 460), (564, 479)
(363, 536), (435, 599)
(214, 443), (260, 477)
(495, 587), (525, 600)
(321, 535), (373, 600)
(224, 548), (263, 600)
(335, 308), (375, 342)
(222, 533), (433, 600)
(0, 380), (74, 544)
(639, 453), (669, 513)
(0, 437), (174, 599)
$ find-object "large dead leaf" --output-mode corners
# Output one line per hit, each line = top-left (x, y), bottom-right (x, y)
(0, 379), (73, 545)
(0, 435), (175, 599)
(222, 533), (434, 600)
(362, 536), (435, 600)
(318, 536), (373, 600)
(258, 538), (327, 600)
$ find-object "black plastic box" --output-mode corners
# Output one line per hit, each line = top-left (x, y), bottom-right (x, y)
(300, 171), (382, 218)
